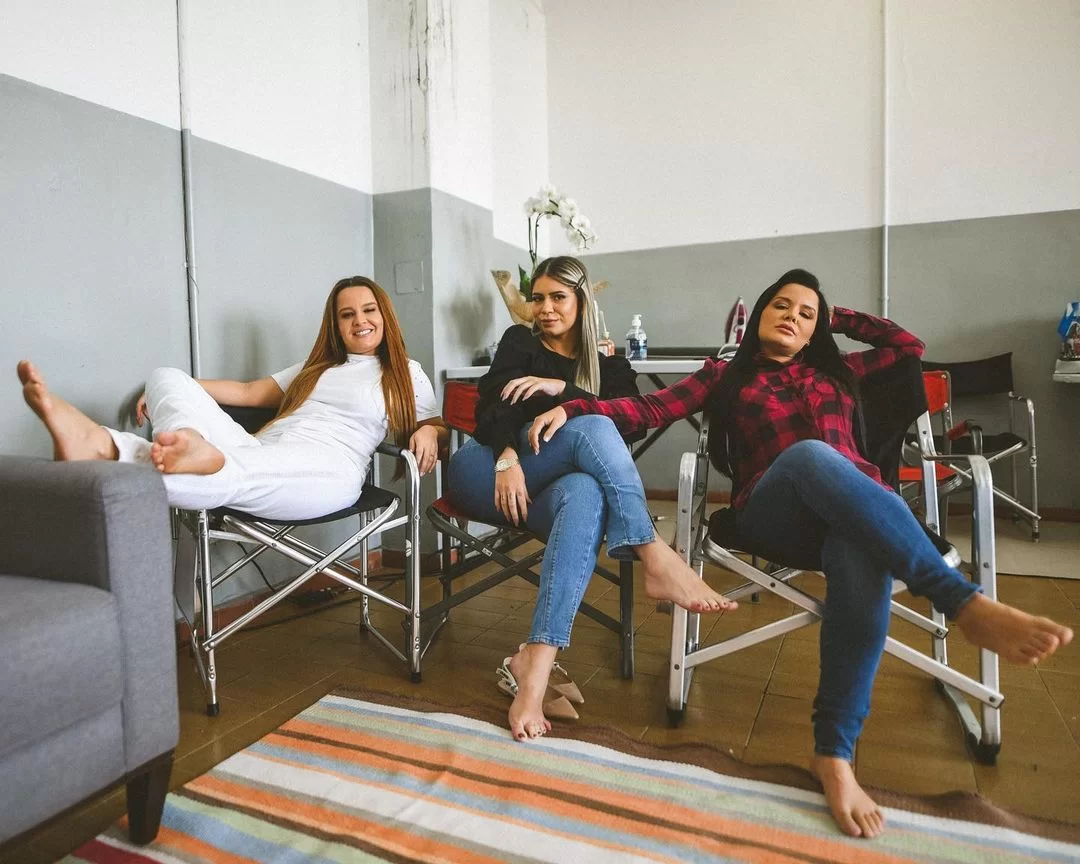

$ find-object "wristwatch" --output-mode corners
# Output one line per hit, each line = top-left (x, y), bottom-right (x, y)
(494, 455), (519, 473)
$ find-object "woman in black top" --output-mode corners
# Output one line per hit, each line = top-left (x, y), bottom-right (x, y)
(448, 256), (731, 742)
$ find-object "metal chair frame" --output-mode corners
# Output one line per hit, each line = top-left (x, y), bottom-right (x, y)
(424, 381), (637, 679)
(667, 410), (1005, 764)
(923, 357), (1040, 541)
(174, 409), (422, 716)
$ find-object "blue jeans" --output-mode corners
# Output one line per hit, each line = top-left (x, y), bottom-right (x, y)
(734, 439), (980, 762)
(447, 416), (655, 647)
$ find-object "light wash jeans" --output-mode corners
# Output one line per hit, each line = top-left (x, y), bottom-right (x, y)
(447, 415), (655, 647)
(733, 439), (980, 761)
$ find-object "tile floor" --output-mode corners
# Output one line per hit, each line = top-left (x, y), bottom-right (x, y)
(5, 507), (1079, 863)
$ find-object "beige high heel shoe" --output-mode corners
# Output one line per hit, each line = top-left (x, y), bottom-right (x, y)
(517, 643), (584, 705)
(497, 658), (579, 720)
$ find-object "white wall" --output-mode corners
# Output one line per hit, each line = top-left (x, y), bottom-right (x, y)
(544, 0), (883, 254)
(492, 0), (549, 251)
(369, 0), (496, 208)
(0, 0), (180, 128)
(368, 0), (430, 194)
(887, 0), (1080, 225)
(184, 0), (372, 192)
(427, 0), (493, 209)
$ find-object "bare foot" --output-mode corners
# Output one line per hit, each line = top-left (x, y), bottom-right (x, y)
(18, 360), (117, 461)
(637, 539), (737, 614)
(955, 593), (1073, 665)
(150, 429), (225, 475)
(505, 644), (556, 742)
(810, 754), (885, 839)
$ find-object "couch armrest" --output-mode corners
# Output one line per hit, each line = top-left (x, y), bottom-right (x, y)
(0, 457), (178, 770)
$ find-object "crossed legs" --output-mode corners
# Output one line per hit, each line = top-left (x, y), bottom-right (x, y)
(737, 439), (1073, 838)
(449, 417), (736, 741)
(521, 416), (734, 615)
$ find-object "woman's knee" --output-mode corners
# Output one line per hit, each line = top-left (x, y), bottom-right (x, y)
(145, 366), (191, 398)
(565, 414), (621, 442)
(776, 439), (845, 472)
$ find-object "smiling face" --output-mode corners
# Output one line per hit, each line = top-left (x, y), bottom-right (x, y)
(531, 275), (581, 345)
(757, 282), (820, 361)
(336, 285), (384, 355)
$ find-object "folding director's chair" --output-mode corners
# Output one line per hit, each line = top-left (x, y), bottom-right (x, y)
(899, 369), (963, 536)
(425, 381), (637, 678)
(922, 355), (1040, 541)
(174, 406), (422, 716)
(668, 356), (1004, 763)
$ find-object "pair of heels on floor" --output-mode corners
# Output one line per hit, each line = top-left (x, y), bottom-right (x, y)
(496, 645), (584, 720)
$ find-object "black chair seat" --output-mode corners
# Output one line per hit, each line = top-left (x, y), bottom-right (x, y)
(937, 432), (1026, 456)
(215, 484), (398, 527)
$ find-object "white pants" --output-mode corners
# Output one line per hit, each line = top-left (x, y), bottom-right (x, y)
(106, 367), (364, 519)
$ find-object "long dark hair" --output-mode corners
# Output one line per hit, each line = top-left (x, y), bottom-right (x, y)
(704, 269), (861, 483)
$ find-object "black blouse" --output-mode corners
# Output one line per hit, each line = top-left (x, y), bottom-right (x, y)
(474, 325), (640, 455)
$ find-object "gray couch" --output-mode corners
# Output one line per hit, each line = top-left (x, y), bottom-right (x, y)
(0, 456), (179, 846)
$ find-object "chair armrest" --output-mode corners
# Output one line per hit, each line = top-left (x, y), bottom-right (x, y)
(676, 452), (702, 566)
(376, 441), (405, 459)
(945, 419), (976, 442)
(375, 441), (422, 505)
(1007, 394), (1037, 448)
(0, 457), (178, 770)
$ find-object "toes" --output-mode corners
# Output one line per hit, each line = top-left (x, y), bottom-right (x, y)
(857, 809), (884, 839)
(835, 810), (862, 838)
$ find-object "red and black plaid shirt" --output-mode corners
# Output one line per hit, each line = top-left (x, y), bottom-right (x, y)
(562, 307), (925, 508)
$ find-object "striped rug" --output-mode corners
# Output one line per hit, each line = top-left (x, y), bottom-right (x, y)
(66, 691), (1080, 863)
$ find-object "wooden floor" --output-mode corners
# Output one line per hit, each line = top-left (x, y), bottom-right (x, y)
(7, 509), (1080, 863)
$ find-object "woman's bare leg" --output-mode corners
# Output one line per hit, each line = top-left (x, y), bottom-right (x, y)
(18, 360), (118, 461)
(635, 538), (737, 613)
(150, 429), (225, 476)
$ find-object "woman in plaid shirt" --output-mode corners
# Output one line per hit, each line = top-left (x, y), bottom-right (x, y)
(530, 268), (1072, 839)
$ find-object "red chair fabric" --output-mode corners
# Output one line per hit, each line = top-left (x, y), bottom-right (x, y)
(443, 381), (479, 436)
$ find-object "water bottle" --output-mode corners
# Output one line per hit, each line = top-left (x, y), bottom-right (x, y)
(625, 314), (648, 361)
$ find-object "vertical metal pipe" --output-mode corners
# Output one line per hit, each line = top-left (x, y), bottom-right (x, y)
(880, 0), (891, 318)
(176, 0), (201, 377)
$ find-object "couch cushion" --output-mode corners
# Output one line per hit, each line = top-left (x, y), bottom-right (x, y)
(0, 575), (124, 758)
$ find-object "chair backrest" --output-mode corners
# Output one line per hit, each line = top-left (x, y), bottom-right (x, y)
(443, 381), (480, 436)
(922, 352), (1013, 398)
(921, 370), (950, 415)
(859, 355), (929, 490)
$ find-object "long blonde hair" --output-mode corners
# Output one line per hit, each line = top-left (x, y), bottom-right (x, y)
(531, 256), (601, 395)
(273, 277), (417, 450)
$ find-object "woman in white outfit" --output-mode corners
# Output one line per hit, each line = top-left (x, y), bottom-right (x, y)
(18, 276), (447, 520)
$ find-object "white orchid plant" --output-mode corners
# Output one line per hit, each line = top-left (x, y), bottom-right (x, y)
(519, 183), (598, 298)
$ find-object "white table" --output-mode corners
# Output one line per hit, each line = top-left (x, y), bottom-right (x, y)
(1052, 359), (1080, 383)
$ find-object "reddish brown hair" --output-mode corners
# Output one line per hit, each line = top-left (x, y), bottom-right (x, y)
(273, 277), (417, 452)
